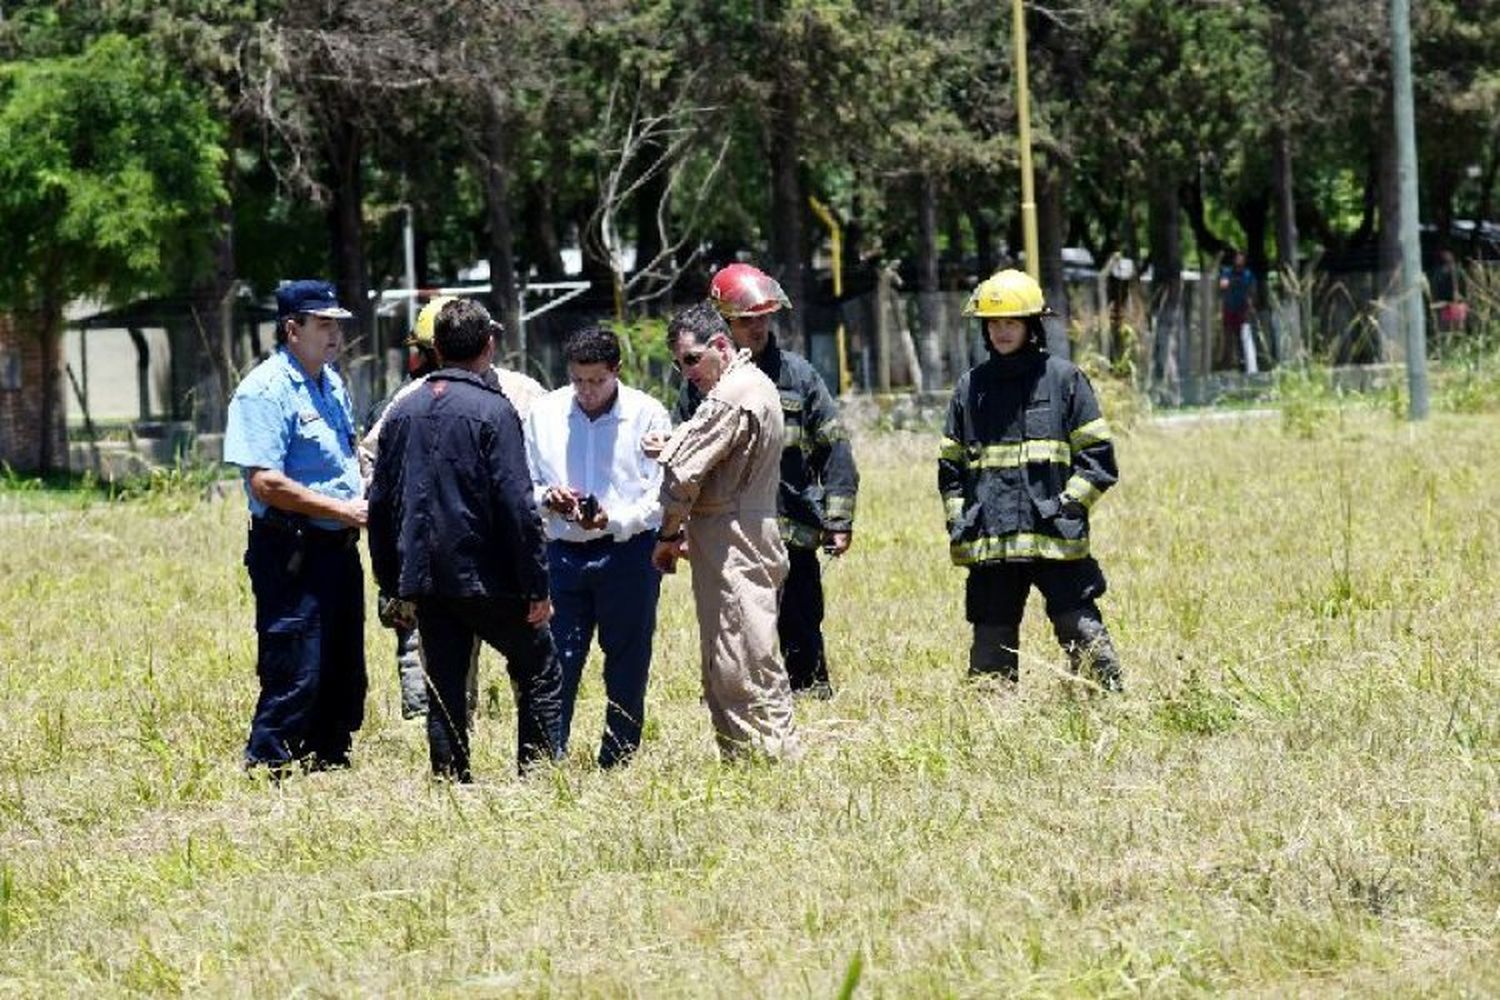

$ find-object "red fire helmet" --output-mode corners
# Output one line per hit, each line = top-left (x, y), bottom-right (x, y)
(708, 263), (792, 319)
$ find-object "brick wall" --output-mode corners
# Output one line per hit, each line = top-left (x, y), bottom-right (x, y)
(0, 314), (67, 473)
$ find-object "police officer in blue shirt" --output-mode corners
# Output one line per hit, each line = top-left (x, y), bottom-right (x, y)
(224, 280), (368, 774)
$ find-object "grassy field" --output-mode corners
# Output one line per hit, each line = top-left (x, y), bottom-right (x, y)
(1, 406), (1497, 996)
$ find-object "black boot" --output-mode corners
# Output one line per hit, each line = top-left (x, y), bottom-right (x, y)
(968, 623), (1020, 684)
(1052, 608), (1123, 692)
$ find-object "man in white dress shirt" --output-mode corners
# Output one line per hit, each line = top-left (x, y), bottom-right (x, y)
(524, 326), (672, 767)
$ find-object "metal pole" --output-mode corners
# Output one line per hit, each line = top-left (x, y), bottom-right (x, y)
(1391, 0), (1429, 419)
(402, 204), (417, 333)
(1012, 0), (1040, 281)
(809, 196), (852, 393)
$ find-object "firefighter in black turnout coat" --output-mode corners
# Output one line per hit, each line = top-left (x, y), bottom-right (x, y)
(938, 269), (1123, 690)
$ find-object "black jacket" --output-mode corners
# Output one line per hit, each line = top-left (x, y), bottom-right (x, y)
(367, 368), (548, 602)
(938, 344), (1117, 565)
(674, 336), (859, 548)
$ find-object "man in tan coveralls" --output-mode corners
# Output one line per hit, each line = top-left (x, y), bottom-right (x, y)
(651, 304), (799, 761)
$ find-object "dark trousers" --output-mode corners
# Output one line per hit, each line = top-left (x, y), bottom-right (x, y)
(779, 546), (830, 692)
(549, 533), (661, 767)
(964, 558), (1108, 627)
(244, 520), (366, 767)
(416, 596), (563, 781)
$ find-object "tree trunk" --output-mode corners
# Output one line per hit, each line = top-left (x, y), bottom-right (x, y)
(969, 205), (996, 277)
(1147, 173), (1184, 401)
(481, 93), (521, 355)
(767, 80), (806, 352)
(915, 173), (945, 390)
(1037, 158), (1070, 358)
(190, 194), (237, 433)
(943, 207), (964, 286)
(1236, 192), (1271, 309)
(1181, 172), (1229, 259)
(1272, 124), (1299, 276)
(35, 273), (65, 474)
(524, 177), (567, 281)
(324, 112), (369, 357)
(633, 165), (668, 298)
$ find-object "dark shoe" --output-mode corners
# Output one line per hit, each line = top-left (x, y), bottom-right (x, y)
(244, 757), (296, 783)
(1052, 609), (1124, 693)
(796, 680), (835, 701)
(431, 762), (473, 784)
(304, 752), (351, 773)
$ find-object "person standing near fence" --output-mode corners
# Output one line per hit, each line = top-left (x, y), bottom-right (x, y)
(673, 266), (860, 699)
(524, 325), (671, 768)
(1217, 251), (1257, 372)
(1431, 249), (1469, 335)
(939, 269), (1123, 692)
(367, 298), (563, 782)
(224, 279), (368, 776)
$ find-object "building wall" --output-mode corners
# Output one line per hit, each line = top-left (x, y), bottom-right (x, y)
(63, 326), (171, 423)
(0, 315), (67, 472)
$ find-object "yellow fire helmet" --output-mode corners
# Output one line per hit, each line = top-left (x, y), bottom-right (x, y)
(406, 295), (458, 348)
(962, 269), (1048, 318)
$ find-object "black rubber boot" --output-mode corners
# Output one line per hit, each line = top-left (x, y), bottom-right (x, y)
(1052, 609), (1123, 692)
(968, 624), (1020, 683)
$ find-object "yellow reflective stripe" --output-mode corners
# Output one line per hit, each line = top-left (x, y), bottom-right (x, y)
(826, 494), (856, 520)
(950, 532), (1089, 564)
(1064, 475), (1104, 510)
(1070, 418), (1112, 449)
(783, 423), (803, 448)
(974, 439), (1071, 469)
(939, 437), (966, 463)
(943, 495), (966, 520)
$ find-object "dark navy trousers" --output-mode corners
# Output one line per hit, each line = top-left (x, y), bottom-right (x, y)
(244, 519), (367, 768)
(548, 533), (661, 767)
(779, 546), (831, 693)
(415, 596), (564, 781)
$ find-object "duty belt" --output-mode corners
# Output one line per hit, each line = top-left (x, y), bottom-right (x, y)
(252, 511), (359, 549)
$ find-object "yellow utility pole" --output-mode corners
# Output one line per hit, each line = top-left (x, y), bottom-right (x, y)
(1012, 0), (1040, 282)
(808, 195), (852, 393)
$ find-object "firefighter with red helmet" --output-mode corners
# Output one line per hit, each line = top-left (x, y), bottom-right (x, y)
(939, 269), (1123, 691)
(673, 262), (859, 699)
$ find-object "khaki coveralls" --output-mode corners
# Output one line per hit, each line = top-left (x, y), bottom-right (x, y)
(659, 351), (799, 760)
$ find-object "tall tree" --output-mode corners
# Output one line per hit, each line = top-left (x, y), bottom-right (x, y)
(0, 34), (225, 470)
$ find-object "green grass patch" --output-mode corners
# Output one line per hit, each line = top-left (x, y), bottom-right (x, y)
(0, 414), (1497, 993)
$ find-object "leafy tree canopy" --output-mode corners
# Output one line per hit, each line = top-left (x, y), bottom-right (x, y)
(0, 32), (227, 318)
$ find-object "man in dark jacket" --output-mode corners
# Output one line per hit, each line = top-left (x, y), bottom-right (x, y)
(367, 298), (563, 781)
(673, 267), (860, 699)
(939, 269), (1123, 692)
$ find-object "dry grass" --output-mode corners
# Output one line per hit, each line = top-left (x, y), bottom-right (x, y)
(1, 408), (1497, 996)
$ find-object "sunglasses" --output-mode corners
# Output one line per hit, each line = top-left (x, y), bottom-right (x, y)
(673, 348), (708, 372)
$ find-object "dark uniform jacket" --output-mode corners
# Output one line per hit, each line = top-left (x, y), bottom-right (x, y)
(367, 368), (548, 602)
(674, 335), (859, 549)
(938, 343), (1117, 566)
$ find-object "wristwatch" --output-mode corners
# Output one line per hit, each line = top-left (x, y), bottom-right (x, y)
(655, 528), (684, 543)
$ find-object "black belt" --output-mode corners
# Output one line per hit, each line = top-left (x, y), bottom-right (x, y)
(252, 514), (359, 549)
